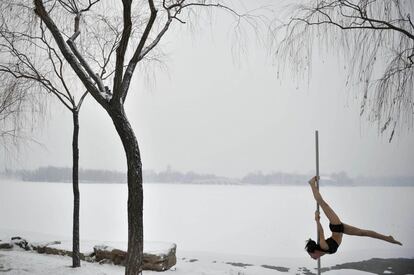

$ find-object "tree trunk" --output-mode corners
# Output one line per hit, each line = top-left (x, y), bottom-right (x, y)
(109, 106), (143, 275)
(72, 110), (81, 268)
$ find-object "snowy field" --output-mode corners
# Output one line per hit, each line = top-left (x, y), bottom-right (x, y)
(0, 180), (413, 274)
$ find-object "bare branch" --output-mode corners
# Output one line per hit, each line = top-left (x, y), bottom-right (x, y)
(77, 90), (89, 109)
(112, 0), (133, 102)
(67, 36), (107, 98)
(274, 0), (414, 141)
(33, 0), (106, 106)
(119, 0), (158, 103)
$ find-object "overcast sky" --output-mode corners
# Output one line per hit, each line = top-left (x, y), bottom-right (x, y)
(1, 1), (413, 179)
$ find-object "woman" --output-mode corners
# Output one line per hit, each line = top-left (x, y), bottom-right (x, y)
(306, 176), (402, 260)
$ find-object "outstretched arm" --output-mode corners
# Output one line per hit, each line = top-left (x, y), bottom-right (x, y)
(315, 211), (329, 250)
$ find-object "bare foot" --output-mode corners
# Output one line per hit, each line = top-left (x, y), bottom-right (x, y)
(308, 176), (318, 187)
(308, 176), (322, 202)
(388, 236), (402, 246)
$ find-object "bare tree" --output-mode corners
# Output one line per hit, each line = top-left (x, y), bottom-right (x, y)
(0, 5), (91, 267)
(23, 0), (259, 274)
(274, 0), (414, 141)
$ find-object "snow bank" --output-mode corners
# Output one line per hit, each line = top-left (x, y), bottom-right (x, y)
(0, 236), (177, 272)
(1, 249), (413, 275)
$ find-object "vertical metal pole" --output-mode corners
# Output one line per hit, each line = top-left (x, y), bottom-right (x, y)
(315, 130), (321, 275)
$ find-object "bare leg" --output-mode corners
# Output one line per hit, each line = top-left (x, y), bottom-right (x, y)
(308, 178), (341, 225)
(343, 224), (402, 245)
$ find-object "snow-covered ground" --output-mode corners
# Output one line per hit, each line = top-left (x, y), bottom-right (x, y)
(1, 247), (412, 275)
(1, 180), (413, 274)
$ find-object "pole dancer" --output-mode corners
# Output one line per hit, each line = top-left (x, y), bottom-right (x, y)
(305, 176), (402, 260)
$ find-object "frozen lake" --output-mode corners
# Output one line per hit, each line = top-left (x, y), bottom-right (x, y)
(0, 180), (413, 264)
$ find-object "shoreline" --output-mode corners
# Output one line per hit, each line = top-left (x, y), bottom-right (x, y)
(1, 249), (413, 275)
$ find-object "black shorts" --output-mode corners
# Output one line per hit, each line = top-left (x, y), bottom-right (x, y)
(329, 223), (344, 233)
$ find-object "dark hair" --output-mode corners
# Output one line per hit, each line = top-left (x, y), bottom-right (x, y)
(305, 238), (318, 253)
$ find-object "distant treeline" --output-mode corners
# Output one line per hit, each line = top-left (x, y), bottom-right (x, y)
(2, 166), (413, 186)
(5, 166), (221, 184)
(11, 166), (126, 183)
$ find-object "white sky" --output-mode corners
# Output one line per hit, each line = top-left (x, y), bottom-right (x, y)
(1, 1), (414, 178)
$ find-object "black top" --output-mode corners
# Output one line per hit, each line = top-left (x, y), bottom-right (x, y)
(323, 237), (340, 254)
